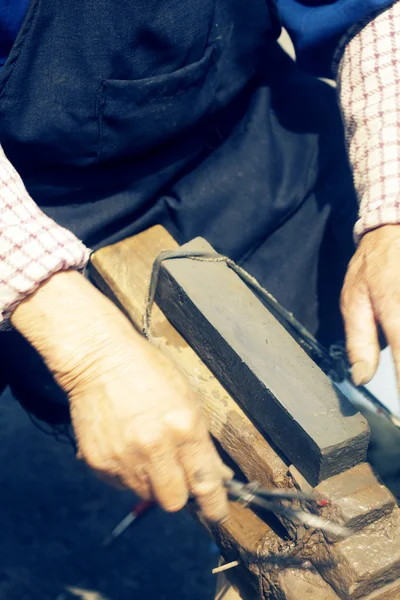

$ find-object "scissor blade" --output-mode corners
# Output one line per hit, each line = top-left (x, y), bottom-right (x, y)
(225, 479), (313, 502)
(225, 479), (351, 538)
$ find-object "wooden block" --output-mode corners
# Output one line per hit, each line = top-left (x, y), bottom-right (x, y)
(155, 236), (370, 485)
(315, 463), (396, 534)
(89, 226), (289, 489)
(272, 567), (340, 600)
(360, 579), (400, 600)
(319, 510), (400, 599)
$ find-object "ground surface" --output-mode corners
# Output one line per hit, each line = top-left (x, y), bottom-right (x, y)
(0, 389), (219, 600)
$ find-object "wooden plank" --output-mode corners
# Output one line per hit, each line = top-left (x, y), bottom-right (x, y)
(362, 579), (400, 600)
(317, 509), (400, 599)
(314, 463), (396, 535)
(89, 226), (289, 489)
(272, 568), (340, 600)
(155, 236), (370, 485)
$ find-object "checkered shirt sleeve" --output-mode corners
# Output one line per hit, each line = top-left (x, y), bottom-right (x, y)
(336, 1), (400, 242)
(0, 146), (90, 326)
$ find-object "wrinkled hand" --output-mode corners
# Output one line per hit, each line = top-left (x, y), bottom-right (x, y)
(341, 225), (400, 388)
(68, 337), (232, 520)
(12, 271), (231, 521)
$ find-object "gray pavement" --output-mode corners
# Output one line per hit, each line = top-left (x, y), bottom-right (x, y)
(0, 390), (219, 600)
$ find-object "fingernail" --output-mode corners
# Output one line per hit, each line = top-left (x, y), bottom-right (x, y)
(221, 466), (234, 481)
(215, 515), (229, 525)
(352, 361), (370, 387)
(212, 511), (230, 525)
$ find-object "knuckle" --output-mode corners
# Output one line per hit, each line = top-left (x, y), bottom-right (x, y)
(190, 473), (222, 498)
(346, 346), (362, 364)
(80, 447), (120, 476)
(167, 407), (200, 439)
(135, 426), (167, 453)
(160, 485), (189, 512)
(197, 492), (229, 523)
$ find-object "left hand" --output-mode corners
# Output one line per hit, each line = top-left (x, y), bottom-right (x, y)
(341, 224), (400, 388)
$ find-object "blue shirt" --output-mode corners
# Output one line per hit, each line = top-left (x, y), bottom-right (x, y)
(0, 0), (30, 67)
(0, 0), (394, 75)
(276, 0), (394, 75)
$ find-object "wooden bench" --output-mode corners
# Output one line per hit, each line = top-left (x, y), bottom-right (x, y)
(90, 226), (400, 600)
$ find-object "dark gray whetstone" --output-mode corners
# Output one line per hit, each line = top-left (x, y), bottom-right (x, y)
(155, 238), (370, 485)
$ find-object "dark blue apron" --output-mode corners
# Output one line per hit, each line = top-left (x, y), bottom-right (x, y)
(0, 0), (281, 248)
(0, 0), (359, 422)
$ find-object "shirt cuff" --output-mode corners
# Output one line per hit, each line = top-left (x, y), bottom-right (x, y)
(0, 147), (91, 327)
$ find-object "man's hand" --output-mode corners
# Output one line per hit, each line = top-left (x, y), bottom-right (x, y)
(11, 270), (231, 522)
(341, 225), (400, 388)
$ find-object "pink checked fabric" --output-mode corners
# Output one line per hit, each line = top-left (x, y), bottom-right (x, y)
(336, 0), (400, 241)
(0, 146), (90, 326)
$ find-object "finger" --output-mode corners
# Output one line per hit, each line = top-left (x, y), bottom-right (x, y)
(75, 432), (137, 492)
(83, 452), (153, 497)
(147, 442), (189, 512)
(91, 467), (128, 491)
(117, 454), (154, 501)
(119, 422), (189, 510)
(341, 276), (380, 386)
(178, 424), (230, 523)
(220, 464), (235, 482)
(374, 292), (400, 391)
(79, 448), (134, 492)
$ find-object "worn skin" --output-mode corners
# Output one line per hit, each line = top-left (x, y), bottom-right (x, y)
(341, 225), (400, 389)
(11, 270), (232, 522)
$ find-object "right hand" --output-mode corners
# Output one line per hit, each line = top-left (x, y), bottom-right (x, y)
(11, 270), (232, 522)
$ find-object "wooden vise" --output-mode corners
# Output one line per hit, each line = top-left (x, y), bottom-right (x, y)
(90, 226), (400, 600)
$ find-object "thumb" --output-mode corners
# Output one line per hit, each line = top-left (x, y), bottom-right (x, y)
(341, 277), (380, 387)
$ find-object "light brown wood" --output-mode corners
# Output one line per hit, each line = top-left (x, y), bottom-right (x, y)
(89, 225), (289, 489)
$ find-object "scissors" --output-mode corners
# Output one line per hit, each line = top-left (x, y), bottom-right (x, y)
(225, 479), (350, 538)
(103, 478), (350, 546)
